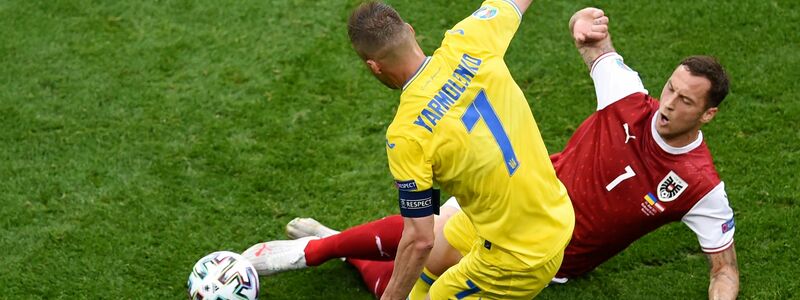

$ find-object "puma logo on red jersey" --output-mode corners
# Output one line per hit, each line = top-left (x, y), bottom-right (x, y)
(623, 123), (636, 144)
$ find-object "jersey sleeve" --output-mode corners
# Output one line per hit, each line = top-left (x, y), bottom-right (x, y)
(386, 135), (437, 217)
(444, 0), (522, 56)
(681, 182), (735, 253)
(590, 52), (649, 111)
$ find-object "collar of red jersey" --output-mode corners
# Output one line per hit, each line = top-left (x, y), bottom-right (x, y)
(650, 112), (703, 155)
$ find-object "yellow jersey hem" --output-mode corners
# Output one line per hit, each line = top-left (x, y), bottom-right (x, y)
(500, 0), (522, 21)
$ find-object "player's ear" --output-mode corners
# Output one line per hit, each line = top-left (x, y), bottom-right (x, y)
(366, 59), (382, 75)
(406, 22), (415, 36)
(700, 106), (718, 124)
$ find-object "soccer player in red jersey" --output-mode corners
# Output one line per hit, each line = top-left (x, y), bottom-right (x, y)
(242, 7), (739, 300)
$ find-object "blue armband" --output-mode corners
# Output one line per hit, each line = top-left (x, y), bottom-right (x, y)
(398, 189), (440, 218)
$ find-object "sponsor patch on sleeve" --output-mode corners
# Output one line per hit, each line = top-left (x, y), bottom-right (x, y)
(471, 6), (498, 20)
(395, 179), (418, 192)
(721, 217), (735, 234)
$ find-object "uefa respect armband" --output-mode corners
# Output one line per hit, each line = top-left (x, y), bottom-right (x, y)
(398, 189), (440, 218)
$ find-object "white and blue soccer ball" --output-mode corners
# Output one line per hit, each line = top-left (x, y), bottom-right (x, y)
(187, 251), (260, 300)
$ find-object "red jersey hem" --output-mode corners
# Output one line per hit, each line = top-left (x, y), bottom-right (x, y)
(589, 51), (618, 74)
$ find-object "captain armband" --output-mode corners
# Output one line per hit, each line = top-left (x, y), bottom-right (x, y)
(398, 189), (440, 218)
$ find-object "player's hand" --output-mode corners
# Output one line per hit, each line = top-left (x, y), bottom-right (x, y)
(570, 7), (609, 44)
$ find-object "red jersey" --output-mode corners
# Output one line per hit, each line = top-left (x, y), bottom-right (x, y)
(551, 53), (735, 278)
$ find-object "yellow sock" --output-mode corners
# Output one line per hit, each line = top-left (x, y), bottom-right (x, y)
(409, 267), (438, 300)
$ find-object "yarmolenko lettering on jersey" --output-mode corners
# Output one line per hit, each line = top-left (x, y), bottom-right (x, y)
(413, 53), (482, 132)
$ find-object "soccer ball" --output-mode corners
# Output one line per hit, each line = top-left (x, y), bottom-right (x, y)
(187, 251), (260, 300)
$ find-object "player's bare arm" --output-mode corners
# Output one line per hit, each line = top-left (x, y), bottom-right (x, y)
(381, 215), (435, 300)
(569, 7), (613, 68)
(513, 0), (533, 14)
(708, 244), (739, 300)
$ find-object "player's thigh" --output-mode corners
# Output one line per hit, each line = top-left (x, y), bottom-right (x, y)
(442, 210), (476, 256)
(525, 248), (565, 298)
(433, 197), (463, 246)
(427, 249), (484, 300)
(426, 210), (475, 275)
(429, 241), (564, 299)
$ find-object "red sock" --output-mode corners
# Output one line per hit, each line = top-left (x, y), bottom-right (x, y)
(348, 259), (394, 298)
(304, 215), (404, 266)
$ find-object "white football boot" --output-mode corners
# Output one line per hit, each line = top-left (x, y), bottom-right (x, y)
(550, 277), (569, 284)
(241, 236), (317, 276)
(285, 217), (340, 239)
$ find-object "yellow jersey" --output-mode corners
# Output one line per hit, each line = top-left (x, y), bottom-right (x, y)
(386, 0), (574, 264)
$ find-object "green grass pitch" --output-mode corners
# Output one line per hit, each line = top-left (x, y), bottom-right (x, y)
(1, 0), (798, 299)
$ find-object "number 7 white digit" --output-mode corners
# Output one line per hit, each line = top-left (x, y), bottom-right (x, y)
(605, 165), (635, 191)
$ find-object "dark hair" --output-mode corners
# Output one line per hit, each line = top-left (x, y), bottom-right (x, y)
(348, 1), (407, 58)
(680, 56), (729, 108)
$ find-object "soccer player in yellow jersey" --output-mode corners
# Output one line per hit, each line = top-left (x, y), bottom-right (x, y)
(347, 1), (574, 299)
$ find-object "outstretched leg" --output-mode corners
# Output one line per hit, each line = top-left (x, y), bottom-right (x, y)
(303, 215), (404, 266)
(242, 198), (464, 299)
(241, 215), (405, 276)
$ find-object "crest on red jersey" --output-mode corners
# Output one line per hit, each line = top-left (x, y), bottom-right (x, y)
(657, 171), (688, 202)
(615, 58), (633, 72)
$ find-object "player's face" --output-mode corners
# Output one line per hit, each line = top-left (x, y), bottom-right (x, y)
(656, 65), (717, 144)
